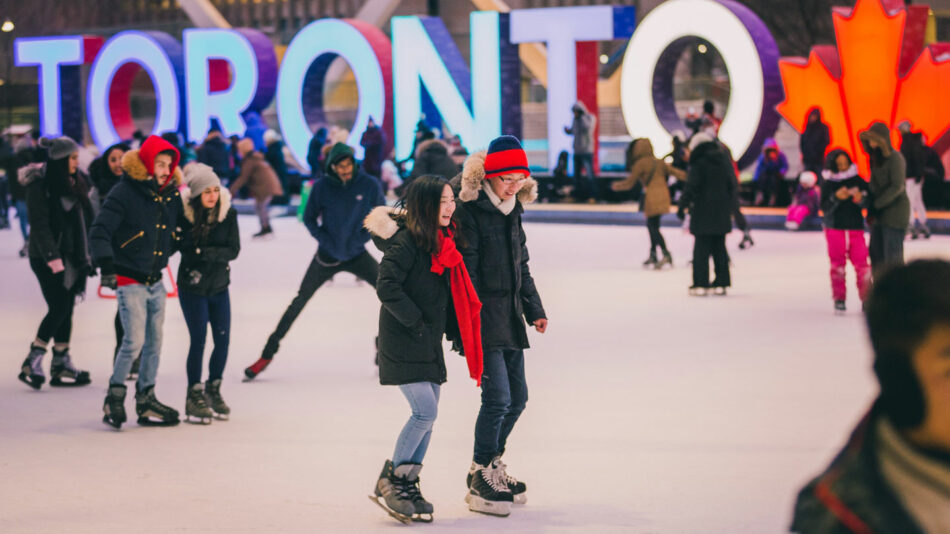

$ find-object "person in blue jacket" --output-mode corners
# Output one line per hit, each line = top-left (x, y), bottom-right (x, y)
(753, 138), (789, 206)
(244, 142), (385, 379)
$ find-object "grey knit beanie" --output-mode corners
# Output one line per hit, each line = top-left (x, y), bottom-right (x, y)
(38, 136), (80, 161)
(183, 163), (221, 196)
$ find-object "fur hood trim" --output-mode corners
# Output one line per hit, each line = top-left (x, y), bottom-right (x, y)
(822, 164), (860, 182)
(17, 162), (46, 187)
(458, 150), (537, 204)
(121, 149), (183, 186)
(181, 186), (232, 224)
(364, 206), (406, 240)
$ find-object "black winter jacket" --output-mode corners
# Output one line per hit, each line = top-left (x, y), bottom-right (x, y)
(821, 153), (868, 231)
(679, 141), (735, 236)
(197, 135), (232, 181)
(177, 188), (240, 296)
(89, 150), (184, 285)
(368, 208), (454, 386)
(451, 151), (546, 351)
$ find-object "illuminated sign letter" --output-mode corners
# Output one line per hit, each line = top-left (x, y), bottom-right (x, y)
(14, 36), (84, 138)
(621, 0), (782, 167)
(392, 12), (519, 161)
(86, 31), (185, 148)
(276, 19), (391, 170)
(184, 28), (277, 142)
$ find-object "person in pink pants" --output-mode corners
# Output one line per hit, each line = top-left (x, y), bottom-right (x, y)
(785, 171), (820, 230)
(820, 150), (871, 314)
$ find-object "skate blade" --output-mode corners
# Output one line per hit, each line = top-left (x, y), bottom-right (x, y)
(513, 493), (527, 505)
(50, 375), (91, 387)
(212, 413), (230, 421)
(411, 513), (434, 523)
(18, 373), (44, 390)
(102, 415), (123, 429)
(137, 417), (180, 427)
(368, 495), (411, 524)
(467, 494), (512, 517)
(184, 415), (212, 425)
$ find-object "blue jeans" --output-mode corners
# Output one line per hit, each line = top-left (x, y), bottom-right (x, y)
(392, 382), (441, 466)
(473, 349), (528, 466)
(111, 282), (166, 389)
(15, 199), (29, 241)
(179, 289), (231, 386)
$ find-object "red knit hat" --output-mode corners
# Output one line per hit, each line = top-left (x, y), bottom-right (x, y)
(484, 135), (530, 179)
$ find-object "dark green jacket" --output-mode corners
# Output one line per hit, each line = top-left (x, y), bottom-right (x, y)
(860, 123), (910, 230)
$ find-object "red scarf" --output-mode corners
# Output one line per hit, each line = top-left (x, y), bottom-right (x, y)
(430, 228), (483, 385)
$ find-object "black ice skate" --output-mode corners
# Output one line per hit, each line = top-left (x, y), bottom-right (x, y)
(252, 226), (273, 238)
(102, 384), (128, 429)
(205, 379), (230, 420)
(369, 459), (414, 524)
(642, 253), (658, 269)
(135, 386), (180, 426)
(126, 356), (140, 381)
(834, 300), (847, 315)
(185, 383), (213, 425)
(493, 458), (527, 505)
(403, 464), (434, 522)
(49, 348), (91, 387)
(655, 251), (673, 270)
(466, 460), (513, 517)
(738, 231), (754, 250)
(18, 345), (46, 390)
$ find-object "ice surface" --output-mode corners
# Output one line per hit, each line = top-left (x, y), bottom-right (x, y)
(1, 215), (947, 533)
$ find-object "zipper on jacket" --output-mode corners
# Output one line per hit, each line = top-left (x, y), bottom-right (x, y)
(120, 231), (144, 249)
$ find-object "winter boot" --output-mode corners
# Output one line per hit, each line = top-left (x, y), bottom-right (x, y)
(404, 464), (434, 522)
(655, 250), (673, 270)
(126, 356), (140, 381)
(834, 300), (847, 315)
(18, 344), (46, 390)
(466, 460), (513, 517)
(642, 251), (658, 269)
(492, 457), (527, 505)
(204, 379), (230, 420)
(371, 460), (414, 524)
(184, 383), (213, 425)
(49, 348), (91, 386)
(135, 385), (180, 426)
(739, 230), (754, 250)
(102, 384), (127, 429)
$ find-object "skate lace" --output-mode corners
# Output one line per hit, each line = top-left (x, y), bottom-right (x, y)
(495, 460), (517, 486)
(405, 479), (424, 503)
(56, 353), (79, 373)
(190, 389), (210, 409)
(485, 464), (510, 492)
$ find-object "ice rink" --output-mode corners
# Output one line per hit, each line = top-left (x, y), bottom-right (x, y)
(2, 214), (948, 533)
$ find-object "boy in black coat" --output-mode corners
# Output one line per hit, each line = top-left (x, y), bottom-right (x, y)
(90, 135), (184, 429)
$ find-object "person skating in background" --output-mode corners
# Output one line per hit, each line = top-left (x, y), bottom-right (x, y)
(700, 100), (722, 137)
(678, 132), (734, 296)
(611, 138), (686, 269)
(197, 122), (232, 183)
(785, 171), (820, 231)
(6, 131), (40, 258)
(898, 122), (931, 239)
(307, 127), (329, 181)
(263, 129), (289, 201)
(17, 137), (94, 390)
(90, 135), (184, 429)
(791, 259), (950, 533)
(564, 101), (598, 202)
(176, 163), (240, 424)
(820, 150), (870, 315)
(360, 116), (386, 180)
(860, 122), (910, 275)
(752, 138), (788, 206)
(452, 135), (547, 517)
(397, 137), (458, 197)
(665, 130), (690, 205)
(365, 175), (482, 523)
(244, 142), (385, 380)
(800, 109), (830, 175)
(230, 138), (283, 238)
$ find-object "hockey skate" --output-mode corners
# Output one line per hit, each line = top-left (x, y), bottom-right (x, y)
(205, 379), (230, 420)
(184, 383), (213, 425)
(486, 457), (527, 505)
(18, 345), (46, 390)
(102, 384), (127, 429)
(369, 460), (413, 524)
(711, 286), (728, 296)
(49, 348), (91, 387)
(466, 460), (513, 517)
(135, 386), (180, 426)
(834, 300), (847, 316)
(642, 253), (658, 269)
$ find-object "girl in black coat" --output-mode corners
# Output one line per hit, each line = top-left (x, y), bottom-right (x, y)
(177, 163), (240, 424)
(18, 137), (93, 389)
(365, 175), (479, 523)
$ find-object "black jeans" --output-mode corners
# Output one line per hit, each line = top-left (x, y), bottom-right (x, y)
(869, 224), (905, 276)
(29, 257), (75, 344)
(473, 349), (527, 466)
(692, 235), (731, 288)
(646, 215), (667, 255)
(180, 288), (231, 385)
(263, 250), (379, 359)
(573, 153), (598, 200)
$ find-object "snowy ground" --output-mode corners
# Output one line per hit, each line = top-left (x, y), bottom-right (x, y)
(1, 214), (948, 534)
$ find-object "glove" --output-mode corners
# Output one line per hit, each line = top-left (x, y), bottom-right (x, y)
(101, 273), (117, 290)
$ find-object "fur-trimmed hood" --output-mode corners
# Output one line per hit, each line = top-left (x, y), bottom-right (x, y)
(121, 149), (183, 186)
(180, 185), (232, 224)
(17, 162), (46, 187)
(456, 150), (537, 204)
(364, 205), (407, 252)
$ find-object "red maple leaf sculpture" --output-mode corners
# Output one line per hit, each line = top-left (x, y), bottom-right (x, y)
(777, 0), (950, 176)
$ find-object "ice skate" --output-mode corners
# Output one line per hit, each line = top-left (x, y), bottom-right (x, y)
(738, 231), (754, 250)
(126, 356), (140, 381)
(102, 384), (127, 429)
(921, 223), (931, 239)
(184, 383), (213, 425)
(492, 457), (527, 505)
(205, 379), (230, 420)
(655, 251), (673, 270)
(909, 226), (919, 240)
(642, 252), (657, 269)
(243, 357), (272, 381)
(466, 460), (513, 517)
(135, 386), (180, 426)
(49, 348), (91, 387)
(18, 345), (46, 390)
(404, 464), (434, 522)
(712, 286), (728, 296)
(370, 459), (413, 524)
(688, 286), (709, 297)
(252, 226), (273, 238)
(834, 300), (847, 315)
